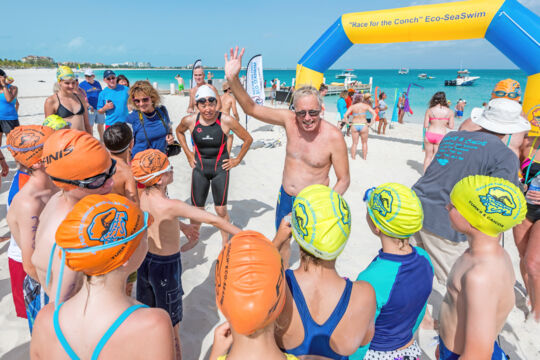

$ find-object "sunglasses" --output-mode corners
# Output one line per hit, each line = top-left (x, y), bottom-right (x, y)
(106, 76), (116, 81)
(50, 159), (117, 189)
(492, 90), (520, 99)
(133, 97), (151, 105)
(295, 109), (321, 118)
(196, 97), (217, 105)
(223, 88), (230, 92)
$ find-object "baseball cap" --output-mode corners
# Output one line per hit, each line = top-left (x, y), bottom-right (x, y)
(84, 68), (95, 77)
(103, 70), (116, 79)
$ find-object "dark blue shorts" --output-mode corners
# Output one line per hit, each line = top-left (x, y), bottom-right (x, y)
(275, 185), (296, 230)
(136, 252), (183, 326)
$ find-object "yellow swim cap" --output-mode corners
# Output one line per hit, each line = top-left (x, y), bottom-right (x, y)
(364, 183), (423, 239)
(291, 185), (351, 260)
(43, 114), (69, 130)
(450, 175), (526, 237)
(56, 66), (75, 82)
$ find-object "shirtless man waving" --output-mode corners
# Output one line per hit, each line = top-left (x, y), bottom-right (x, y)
(224, 47), (350, 229)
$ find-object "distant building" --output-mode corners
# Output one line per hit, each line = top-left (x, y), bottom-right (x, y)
(21, 55), (55, 63)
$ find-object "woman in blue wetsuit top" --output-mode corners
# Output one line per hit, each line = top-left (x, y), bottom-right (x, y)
(350, 183), (434, 360)
(273, 184), (376, 360)
(176, 85), (252, 246)
(30, 194), (177, 359)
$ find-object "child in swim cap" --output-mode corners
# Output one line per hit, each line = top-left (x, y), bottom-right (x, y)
(210, 231), (298, 360)
(351, 183), (433, 359)
(439, 175), (526, 359)
(131, 148), (241, 353)
(30, 194), (178, 359)
(4, 125), (56, 332)
(273, 184), (376, 359)
(33, 129), (114, 307)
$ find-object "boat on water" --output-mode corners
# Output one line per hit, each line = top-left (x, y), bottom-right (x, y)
(418, 73), (436, 80)
(336, 69), (357, 79)
(398, 67), (409, 75)
(445, 70), (480, 86)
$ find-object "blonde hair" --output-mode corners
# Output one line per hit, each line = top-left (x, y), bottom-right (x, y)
(292, 86), (322, 109)
(128, 81), (161, 109)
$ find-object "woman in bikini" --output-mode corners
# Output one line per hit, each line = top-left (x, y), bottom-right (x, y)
(423, 91), (454, 171)
(344, 94), (377, 160)
(513, 135), (540, 322)
(44, 66), (91, 133)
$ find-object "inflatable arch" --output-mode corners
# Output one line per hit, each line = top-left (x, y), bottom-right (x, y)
(295, 0), (540, 134)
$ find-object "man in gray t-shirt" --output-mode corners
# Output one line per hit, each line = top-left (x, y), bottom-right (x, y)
(412, 98), (530, 283)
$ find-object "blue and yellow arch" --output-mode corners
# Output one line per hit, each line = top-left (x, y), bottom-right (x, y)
(296, 0), (540, 135)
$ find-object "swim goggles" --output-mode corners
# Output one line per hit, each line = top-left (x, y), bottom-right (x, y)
(133, 164), (172, 184)
(49, 159), (116, 189)
(492, 90), (520, 99)
(196, 97), (217, 105)
(46, 211), (149, 308)
(1, 143), (45, 152)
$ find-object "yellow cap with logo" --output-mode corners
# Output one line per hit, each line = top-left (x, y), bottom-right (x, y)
(450, 175), (527, 237)
(364, 183), (423, 239)
(291, 184), (351, 260)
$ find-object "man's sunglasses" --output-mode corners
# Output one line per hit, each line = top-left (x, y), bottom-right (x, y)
(295, 109), (321, 118)
(106, 76), (116, 81)
(492, 90), (520, 99)
(50, 159), (116, 189)
(196, 97), (217, 105)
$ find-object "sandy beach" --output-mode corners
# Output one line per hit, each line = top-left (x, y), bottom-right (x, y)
(0, 69), (538, 359)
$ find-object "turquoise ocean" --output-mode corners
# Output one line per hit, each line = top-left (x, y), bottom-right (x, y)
(91, 69), (527, 124)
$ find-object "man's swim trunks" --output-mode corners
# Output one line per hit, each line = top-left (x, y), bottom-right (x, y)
(275, 185), (296, 230)
(136, 251), (183, 326)
(23, 275), (49, 333)
(438, 336), (508, 360)
(455, 110), (464, 117)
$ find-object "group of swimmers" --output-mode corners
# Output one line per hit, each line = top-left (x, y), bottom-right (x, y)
(1, 46), (539, 360)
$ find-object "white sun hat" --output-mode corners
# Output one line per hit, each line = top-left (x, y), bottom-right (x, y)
(195, 85), (216, 101)
(471, 98), (530, 134)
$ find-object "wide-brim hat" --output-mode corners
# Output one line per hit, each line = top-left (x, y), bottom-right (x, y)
(471, 98), (530, 134)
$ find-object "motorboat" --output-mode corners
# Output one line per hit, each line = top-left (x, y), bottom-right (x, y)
(445, 71), (480, 86)
(398, 67), (409, 75)
(418, 73), (435, 80)
(336, 69), (357, 79)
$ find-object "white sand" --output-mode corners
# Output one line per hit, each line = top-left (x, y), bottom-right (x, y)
(0, 69), (538, 359)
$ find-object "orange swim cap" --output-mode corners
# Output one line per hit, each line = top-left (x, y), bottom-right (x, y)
(55, 194), (149, 276)
(6, 125), (54, 168)
(215, 231), (286, 335)
(131, 149), (170, 187)
(42, 129), (111, 190)
(492, 79), (521, 101)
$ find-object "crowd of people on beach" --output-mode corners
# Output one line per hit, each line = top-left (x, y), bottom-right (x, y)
(0, 45), (539, 360)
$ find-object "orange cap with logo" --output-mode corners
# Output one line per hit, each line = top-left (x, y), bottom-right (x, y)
(215, 231), (286, 335)
(42, 129), (111, 190)
(492, 79), (521, 101)
(6, 125), (54, 168)
(55, 193), (150, 276)
(131, 149), (170, 187)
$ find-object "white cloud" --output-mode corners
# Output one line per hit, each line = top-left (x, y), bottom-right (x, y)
(67, 36), (84, 49)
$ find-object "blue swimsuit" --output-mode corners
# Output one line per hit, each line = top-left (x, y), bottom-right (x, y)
(284, 269), (352, 360)
(439, 336), (508, 360)
(54, 303), (148, 360)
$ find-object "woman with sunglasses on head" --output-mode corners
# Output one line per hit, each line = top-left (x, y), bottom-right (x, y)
(423, 91), (454, 171)
(31, 194), (177, 360)
(343, 93), (377, 160)
(126, 81), (174, 159)
(44, 66), (91, 134)
(176, 85), (252, 249)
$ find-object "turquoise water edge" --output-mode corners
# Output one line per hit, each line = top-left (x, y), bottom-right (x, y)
(91, 69), (527, 124)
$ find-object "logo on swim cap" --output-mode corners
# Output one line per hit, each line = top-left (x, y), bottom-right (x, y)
(87, 208), (128, 244)
(337, 195), (351, 226)
(529, 106), (540, 128)
(18, 132), (41, 148)
(293, 202), (311, 240)
(372, 189), (393, 217)
(479, 186), (516, 216)
(140, 151), (163, 172)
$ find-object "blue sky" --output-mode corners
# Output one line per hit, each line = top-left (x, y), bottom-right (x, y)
(3, 0), (539, 69)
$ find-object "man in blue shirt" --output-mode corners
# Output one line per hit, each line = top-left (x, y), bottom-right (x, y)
(97, 70), (129, 126)
(79, 69), (105, 139)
